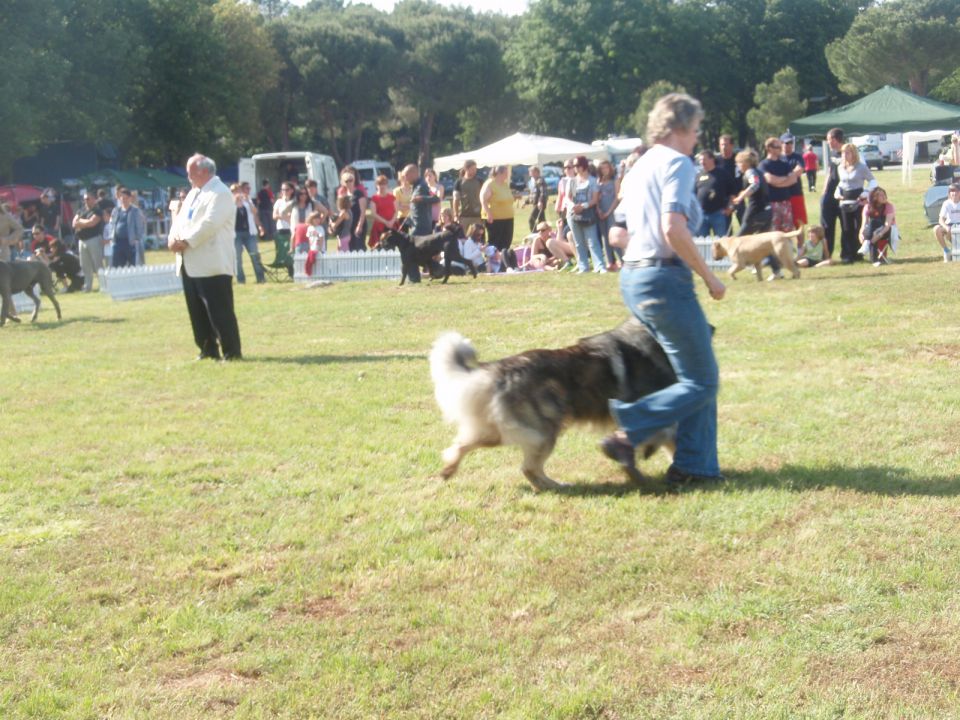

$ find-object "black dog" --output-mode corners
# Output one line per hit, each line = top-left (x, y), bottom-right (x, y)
(0, 260), (63, 326)
(380, 228), (479, 285)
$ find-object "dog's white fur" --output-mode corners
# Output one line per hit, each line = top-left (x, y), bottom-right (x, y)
(712, 229), (801, 281)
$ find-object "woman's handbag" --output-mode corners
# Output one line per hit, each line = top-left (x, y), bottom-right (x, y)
(572, 205), (597, 225)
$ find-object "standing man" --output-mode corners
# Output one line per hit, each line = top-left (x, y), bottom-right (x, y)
(167, 154), (242, 362)
(716, 134), (743, 229)
(452, 160), (483, 235)
(821, 127), (844, 260)
(72, 190), (106, 292)
(802, 142), (819, 192)
(108, 188), (146, 267)
(695, 150), (735, 237)
(527, 166), (547, 231)
(406, 165), (439, 237)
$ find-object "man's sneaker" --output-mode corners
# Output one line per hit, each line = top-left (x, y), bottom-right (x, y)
(664, 465), (725, 490)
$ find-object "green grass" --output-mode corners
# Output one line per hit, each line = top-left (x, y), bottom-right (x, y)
(3, 170), (960, 719)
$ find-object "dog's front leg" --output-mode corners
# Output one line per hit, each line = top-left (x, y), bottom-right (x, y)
(753, 263), (764, 281)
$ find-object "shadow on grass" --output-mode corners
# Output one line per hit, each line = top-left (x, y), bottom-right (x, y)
(722, 464), (960, 497)
(253, 353), (426, 365)
(15, 316), (128, 330)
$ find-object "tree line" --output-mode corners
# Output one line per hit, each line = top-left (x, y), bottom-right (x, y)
(3, 0), (959, 180)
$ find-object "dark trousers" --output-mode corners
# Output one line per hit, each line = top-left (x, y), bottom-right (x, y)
(528, 205), (545, 232)
(839, 204), (862, 262)
(182, 268), (242, 359)
(805, 170), (816, 191)
(112, 239), (135, 267)
(820, 196), (840, 258)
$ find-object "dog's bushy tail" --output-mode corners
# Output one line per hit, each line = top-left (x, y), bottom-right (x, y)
(430, 332), (480, 423)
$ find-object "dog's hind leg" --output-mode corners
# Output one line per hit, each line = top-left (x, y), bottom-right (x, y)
(519, 434), (565, 491)
(42, 282), (61, 320)
(25, 286), (41, 322)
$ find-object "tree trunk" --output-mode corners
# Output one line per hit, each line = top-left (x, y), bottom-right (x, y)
(909, 72), (927, 97)
(418, 110), (435, 169)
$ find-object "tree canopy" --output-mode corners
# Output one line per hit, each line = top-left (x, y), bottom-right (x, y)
(4, 0), (960, 181)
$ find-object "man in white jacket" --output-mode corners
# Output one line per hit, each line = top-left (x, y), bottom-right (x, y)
(168, 154), (242, 361)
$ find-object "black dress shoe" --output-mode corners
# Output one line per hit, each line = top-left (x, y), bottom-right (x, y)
(665, 465), (725, 489)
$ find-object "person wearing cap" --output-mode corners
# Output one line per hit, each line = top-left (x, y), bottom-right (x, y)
(107, 188), (146, 268)
(780, 133), (807, 242)
(935, 183), (960, 262)
(72, 190), (106, 292)
(601, 92), (726, 489)
(0, 202), (23, 262)
(168, 154), (242, 361)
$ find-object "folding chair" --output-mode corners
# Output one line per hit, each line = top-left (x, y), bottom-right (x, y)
(263, 233), (293, 282)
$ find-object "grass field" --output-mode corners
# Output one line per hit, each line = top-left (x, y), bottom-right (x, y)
(3, 170), (960, 719)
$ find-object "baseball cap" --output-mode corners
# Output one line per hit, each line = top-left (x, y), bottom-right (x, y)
(780, 133), (795, 143)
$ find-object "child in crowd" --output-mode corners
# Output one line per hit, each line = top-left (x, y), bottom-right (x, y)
(436, 207), (462, 236)
(934, 183), (960, 263)
(306, 210), (326, 254)
(291, 217), (310, 255)
(859, 186), (896, 266)
(368, 174), (396, 249)
(329, 195), (353, 253)
(796, 225), (831, 268)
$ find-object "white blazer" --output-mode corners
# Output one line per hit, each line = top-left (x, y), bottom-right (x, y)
(171, 176), (236, 278)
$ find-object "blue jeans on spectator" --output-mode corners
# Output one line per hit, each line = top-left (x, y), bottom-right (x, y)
(610, 264), (720, 478)
(567, 216), (605, 271)
(235, 232), (266, 283)
(698, 210), (729, 238)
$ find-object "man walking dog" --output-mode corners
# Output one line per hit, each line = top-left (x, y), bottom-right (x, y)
(167, 154), (242, 361)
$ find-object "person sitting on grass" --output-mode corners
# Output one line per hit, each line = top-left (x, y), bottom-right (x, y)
(796, 225), (832, 268)
(859, 187), (896, 266)
(934, 183), (960, 263)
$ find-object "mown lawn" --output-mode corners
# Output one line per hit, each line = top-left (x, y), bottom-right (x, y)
(2, 170), (960, 719)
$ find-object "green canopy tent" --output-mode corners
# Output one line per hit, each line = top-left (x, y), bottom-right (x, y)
(135, 168), (189, 189)
(78, 168), (160, 192)
(789, 85), (960, 137)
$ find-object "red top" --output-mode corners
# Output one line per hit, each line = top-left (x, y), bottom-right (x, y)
(293, 223), (310, 247)
(370, 193), (396, 225)
(802, 150), (818, 172)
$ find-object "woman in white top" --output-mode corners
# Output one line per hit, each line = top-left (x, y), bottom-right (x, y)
(834, 143), (876, 263)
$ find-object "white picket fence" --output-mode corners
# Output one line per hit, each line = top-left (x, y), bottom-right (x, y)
(293, 250), (404, 283)
(694, 236), (731, 272)
(99, 264), (182, 301)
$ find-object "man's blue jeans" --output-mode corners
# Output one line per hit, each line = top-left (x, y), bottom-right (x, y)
(235, 232), (265, 283)
(699, 210), (729, 237)
(610, 264), (720, 477)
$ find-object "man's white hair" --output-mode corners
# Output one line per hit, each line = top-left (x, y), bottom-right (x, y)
(189, 153), (217, 175)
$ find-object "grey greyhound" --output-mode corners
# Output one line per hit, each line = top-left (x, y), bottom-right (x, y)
(0, 260), (62, 326)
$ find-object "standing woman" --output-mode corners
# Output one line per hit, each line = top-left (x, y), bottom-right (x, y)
(292, 186), (315, 225)
(423, 168), (444, 227)
(272, 182), (296, 255)
(596, 159), (621, 270)
(565, 155), (606, 273)
(338, 169), (368, 251)
(834, 143), (876, 263)
(600, 93), (727, 487)
(480, 165), (515, 264)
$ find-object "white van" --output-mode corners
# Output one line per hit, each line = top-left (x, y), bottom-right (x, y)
(350, 160), (397, 197)
(238, 152), (339, 209)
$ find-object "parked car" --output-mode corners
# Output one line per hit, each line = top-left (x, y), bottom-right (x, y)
(351, 160), (397, 197)
(541, 165), (562, 194)
(858, 144), (884, 170)
(510, 166), (529, 192)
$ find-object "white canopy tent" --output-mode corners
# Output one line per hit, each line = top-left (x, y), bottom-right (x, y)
(433, 132), (608, 173)
(902, 129), (952, 185)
